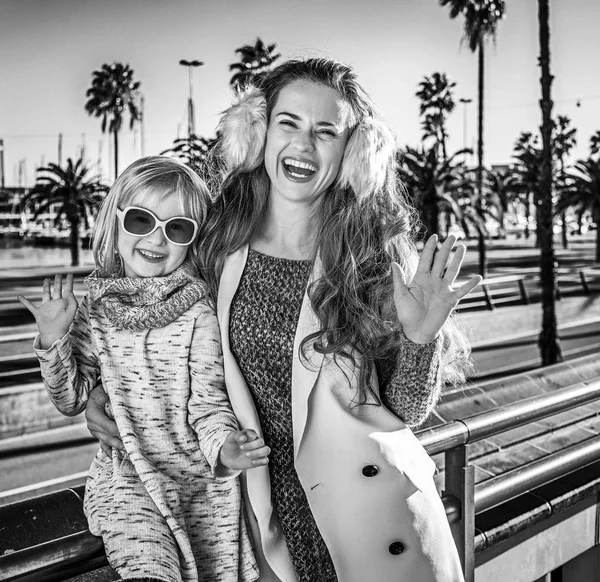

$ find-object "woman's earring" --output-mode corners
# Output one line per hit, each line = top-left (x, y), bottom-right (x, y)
(336, 118), (396, 199)
(218, 86), (268, 172)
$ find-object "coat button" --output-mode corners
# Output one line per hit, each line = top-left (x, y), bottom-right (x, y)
(362, 465), (379, 477)
(389, 542), (405, 555)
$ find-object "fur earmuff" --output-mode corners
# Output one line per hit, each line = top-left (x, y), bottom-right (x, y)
(218, 86), (268, 172)
(336, 117), (396, 199)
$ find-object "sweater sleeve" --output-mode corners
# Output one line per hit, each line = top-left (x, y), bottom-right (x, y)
(34, 295), (101, 417)
(187, 302), (240, 477)
(376, 329), (443, 428)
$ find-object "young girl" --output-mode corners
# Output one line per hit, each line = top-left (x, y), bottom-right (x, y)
(18, 156), (267, 582)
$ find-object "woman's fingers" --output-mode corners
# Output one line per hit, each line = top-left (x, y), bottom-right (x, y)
(391, 262), (408, 297)
(431, 235), (456, 277)
(416, 235), (438, 274)
(42, 278), (51, 302)
(443, 245), (466, 286)
(454, 275), (483, 300)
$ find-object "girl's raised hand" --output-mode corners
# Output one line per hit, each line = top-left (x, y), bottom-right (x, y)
(219, 429), (270, 471)
(18, 274), (79, 350)
(392, 235), (482, 344)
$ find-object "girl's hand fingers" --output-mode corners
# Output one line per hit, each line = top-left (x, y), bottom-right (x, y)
(455, 275), (482, 300)
(241, 428), (258, 442)
(245, 445), (271, 459)
(443, 245), (466, 286)
(240, 437), (266, 451)
(416, 235), (438, 274)
(431, 235), (456, 277)
(53, 275), (62, 299)
(42, 278), (51, 302)
(17, 295), (36, 314)
(250, 457), (269, 466)
(64, 273), (74, 296)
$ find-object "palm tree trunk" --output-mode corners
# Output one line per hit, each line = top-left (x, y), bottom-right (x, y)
(69, 215), (80, 267)
(476, 40), (487, 277)
(560, 210), (568, 249)
(595, 207), (600, 261)
(113, 129), (119, 179)
(537, 0), (562, 366)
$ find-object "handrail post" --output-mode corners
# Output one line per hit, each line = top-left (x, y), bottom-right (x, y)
(481, 283), (495, 310)
(517, 279), (530, 305)
(444, 445), (475, 582)
(580, 270), (591, 295)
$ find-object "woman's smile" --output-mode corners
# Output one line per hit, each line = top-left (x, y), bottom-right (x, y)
(281, 156), (319, 182)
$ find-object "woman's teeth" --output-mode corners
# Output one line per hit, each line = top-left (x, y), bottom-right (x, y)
(283, 159), (318, 178)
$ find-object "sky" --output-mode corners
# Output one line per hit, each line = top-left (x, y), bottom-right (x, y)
(1, 0), (599, 186)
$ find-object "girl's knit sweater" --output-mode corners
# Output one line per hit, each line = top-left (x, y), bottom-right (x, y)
(34, 265), (258, 582)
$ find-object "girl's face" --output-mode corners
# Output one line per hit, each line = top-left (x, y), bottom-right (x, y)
(264, 80), (351, 206)
(117, 192), (190, 278)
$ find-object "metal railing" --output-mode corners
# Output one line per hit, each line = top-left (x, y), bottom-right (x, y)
(2, 376), (600, 582)
(419, 378), (600, 581)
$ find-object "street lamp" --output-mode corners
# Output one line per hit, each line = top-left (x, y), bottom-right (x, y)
(179, 59), (204, 138)
(459, 98), (473, 155)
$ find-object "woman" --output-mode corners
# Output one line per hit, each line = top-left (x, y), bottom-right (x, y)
(87, 57), (480, 582)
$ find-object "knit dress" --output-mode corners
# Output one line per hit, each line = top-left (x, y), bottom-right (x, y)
(35, 265), (259, 582)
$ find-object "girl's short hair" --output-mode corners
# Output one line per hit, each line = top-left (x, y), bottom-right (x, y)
(92, 156), (210, 277)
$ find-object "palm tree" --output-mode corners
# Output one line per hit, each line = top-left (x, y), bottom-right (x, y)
(161, 134), (218, 172)
(85, 63), (142, 179)
(398, 145), (472, 237)
(557, 139), (600, 260)
(439, 0), (506, 277)
(20, 159), (107, 266)
(553, 115), (577, 248)
(229, 38), (281, 90)
(487, 169), (514, 239)
(510, 132), (541, 240)
(590, 130), (600, 157)
(416, 72), (457, 160)
(537, 0), (562, 365)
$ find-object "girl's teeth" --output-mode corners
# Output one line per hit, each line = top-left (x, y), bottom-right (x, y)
(139, 250), (165, 259)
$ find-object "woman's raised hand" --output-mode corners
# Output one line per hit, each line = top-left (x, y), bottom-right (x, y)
(18, 274), (79, 350)
(392, 235), (482, 344)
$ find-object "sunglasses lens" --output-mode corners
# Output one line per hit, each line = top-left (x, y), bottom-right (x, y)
(123, 208), (155, 236)
(165, 219), (196, 244)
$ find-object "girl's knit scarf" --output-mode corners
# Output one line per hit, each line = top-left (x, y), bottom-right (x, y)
(85, 263), (206, 330)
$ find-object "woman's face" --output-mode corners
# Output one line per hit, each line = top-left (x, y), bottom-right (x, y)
(264, 80), (351, 206)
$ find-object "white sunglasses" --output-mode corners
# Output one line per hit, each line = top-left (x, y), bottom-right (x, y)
(116, 206), (199, 246)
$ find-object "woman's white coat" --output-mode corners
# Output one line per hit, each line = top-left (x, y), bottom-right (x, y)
(217, 246), (464, 582)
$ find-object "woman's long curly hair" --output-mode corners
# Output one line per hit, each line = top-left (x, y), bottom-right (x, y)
(198, 58), (472, 402)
